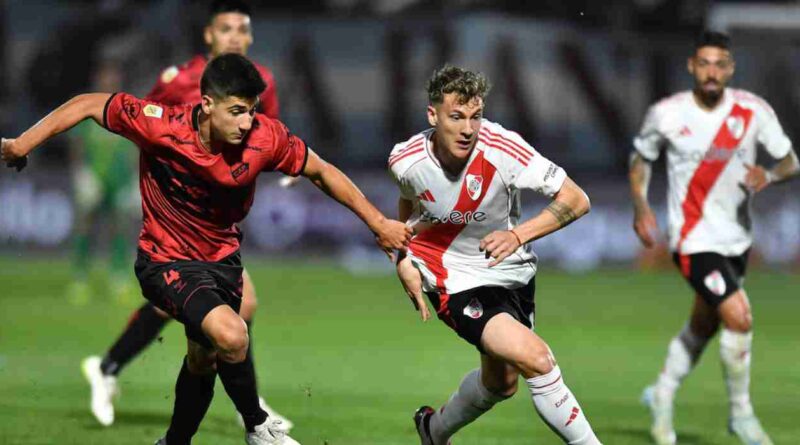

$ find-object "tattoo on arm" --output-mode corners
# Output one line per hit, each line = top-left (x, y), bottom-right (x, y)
(545, 200), (578, 228)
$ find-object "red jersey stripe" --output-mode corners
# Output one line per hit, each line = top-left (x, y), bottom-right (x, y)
(388, 146), (425, 167)
(480, 127), (535, 158)
(478, 131), (533, 162)
(409, 151), (498, 325)
(389, 136), (425, 161)
(479, 139), (529, 166)
(677, 104), (753, 252)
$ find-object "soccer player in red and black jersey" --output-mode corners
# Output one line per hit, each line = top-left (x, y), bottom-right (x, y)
(2, 54), (411, 445)
(80, 0), (290, 430)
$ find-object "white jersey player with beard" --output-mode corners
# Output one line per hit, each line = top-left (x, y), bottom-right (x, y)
(389, 119), (566, 296)
(634, 88), (792, 256)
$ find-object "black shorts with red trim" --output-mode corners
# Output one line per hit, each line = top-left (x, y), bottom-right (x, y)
(134, 249), (244, 349)
(425, 279), (535, 354)
(672, 250), (750, 306)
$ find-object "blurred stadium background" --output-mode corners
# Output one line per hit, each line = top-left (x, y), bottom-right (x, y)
(0, 1), (798, 444)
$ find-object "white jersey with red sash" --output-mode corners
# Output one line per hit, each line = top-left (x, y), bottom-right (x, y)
(388, 120), (567, 298)
(634, 89), (792, 257)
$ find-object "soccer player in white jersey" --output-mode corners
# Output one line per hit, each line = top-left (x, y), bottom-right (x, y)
(390, 65), (602, 445)
(630, 31), (799, 445)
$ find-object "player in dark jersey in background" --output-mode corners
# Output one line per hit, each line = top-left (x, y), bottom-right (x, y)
(80, 0), (290, 429)
(2, 53), (411, 445)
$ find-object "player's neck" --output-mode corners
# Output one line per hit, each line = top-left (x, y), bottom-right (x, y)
(196, 113), (221, 154)
(432, 133), (469, 176)
(692, 88), (726, 111)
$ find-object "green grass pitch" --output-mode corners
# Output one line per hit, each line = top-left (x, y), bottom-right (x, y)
(0, 257), (797, 444)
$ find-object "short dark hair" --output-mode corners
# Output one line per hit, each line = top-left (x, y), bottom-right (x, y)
(201, 53), (266, 100)
(209, 0), (251, 22)
(427, 65), (491, 105)
(695, 30), (731, 51)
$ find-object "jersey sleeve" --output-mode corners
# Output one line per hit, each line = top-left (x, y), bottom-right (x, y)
(387, 144), (420, 201)
(633, 104), (666, 161)
(103, 93), (169, 150)
(754, 100), (792, 159)
(511, 150), (567, 197)
(256, 119), (308, 176)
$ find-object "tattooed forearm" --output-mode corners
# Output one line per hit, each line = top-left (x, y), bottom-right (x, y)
(545, 200), (578, 228)
(629, 152), (652, 211)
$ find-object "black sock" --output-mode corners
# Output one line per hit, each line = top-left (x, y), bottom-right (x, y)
(165, 357), (216, 445)
(217, 354), (266, 432)
(244, 320), (257, 378)
(101, 303), (168, 376)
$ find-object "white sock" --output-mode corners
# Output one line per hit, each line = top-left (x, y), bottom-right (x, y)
(654, 324), (708, 400)
(527, 366), (601, 445)
(720, 328), (754, 418)
(429, 369), (507, 444)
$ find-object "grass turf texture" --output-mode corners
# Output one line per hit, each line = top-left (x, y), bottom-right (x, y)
(0, 257), (797, 444)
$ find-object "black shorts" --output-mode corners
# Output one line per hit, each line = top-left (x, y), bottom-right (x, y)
(425, 279), (535, 354)
(672, 250), (749, 306)
(135, 250), (244, 349)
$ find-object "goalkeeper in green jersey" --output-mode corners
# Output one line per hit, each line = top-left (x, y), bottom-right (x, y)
(67, 61), (138, 305)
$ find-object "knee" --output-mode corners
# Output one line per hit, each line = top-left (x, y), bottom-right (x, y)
(514, 348), (555, 378)
(723, 312), (752, 333)
(213, 321), (249, 363)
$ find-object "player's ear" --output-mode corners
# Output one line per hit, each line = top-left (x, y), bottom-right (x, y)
(687, 56), (695, 76)
(427, 105), (438, 127)
(201, 95), (214, 114)
(203, 26), (213, 47)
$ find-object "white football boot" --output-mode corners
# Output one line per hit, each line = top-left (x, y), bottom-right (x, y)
(246, 417), (300, 445)
(641, 385), (676, 445)
(81, 355), (119, 427)
(238, 397), (294, 432)
(729, 415), (774, 445)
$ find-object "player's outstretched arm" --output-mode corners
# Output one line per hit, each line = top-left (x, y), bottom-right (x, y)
(301, 149), (412, 253)
(629, 151), (659, 248)
(1, 93), (112, 168)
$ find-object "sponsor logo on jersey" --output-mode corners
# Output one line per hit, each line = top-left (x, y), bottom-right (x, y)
(679, 125), (692, 137)
(143, 104), (163, 119)
(463, 298), (483, 319)
(726, 115), (745, 140)
(544, 163), (560, 182)
(420, 210), (487, 225)
(466, 174), (482, 200)
(161, 66), (179, 84)
(703, 269), (727, 296)
(232, 163), (250, 180)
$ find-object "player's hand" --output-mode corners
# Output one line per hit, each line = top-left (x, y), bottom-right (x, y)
(479, 230), (522, 267)
(396, 255), (430, 321)
(633, 205), (659, 248)
(743, 163), (770, 193)
(1, 138), (28, 172)
(373, 218), (413, 259)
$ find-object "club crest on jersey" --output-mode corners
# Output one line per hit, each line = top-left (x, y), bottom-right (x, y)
(466, 174), (483, 200)
(726, 115), (745, 140)
(463, 298), (484, 319)
(703, 270), (727, 296)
